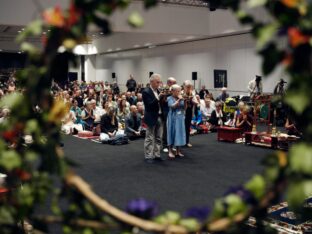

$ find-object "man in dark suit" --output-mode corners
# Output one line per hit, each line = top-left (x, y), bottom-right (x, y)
(125, 105), (144, 140)
(142, 73), (165, 163)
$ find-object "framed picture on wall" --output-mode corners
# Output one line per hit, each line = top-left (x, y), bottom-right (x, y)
(214, 70), (227, 88)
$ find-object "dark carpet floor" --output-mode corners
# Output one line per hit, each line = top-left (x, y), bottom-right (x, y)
(63, 133), (274, 213)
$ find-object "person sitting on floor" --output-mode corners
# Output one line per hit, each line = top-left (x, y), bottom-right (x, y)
(125, 105), (145, 140)
(236, 106), (253, 133)
(200, 97), (215, 123)
(100, 106), (124, 141)
(208, 101), (226, 132)
(81, 101), (95, 131)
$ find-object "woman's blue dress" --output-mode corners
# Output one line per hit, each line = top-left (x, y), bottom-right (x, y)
(167, 96), (186, 146)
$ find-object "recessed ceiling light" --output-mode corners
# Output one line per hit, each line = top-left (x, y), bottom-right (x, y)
(133, 45), (140, 48)
(144, 42), (152, 46)
(116, 48), (121, 51)
(170, 38), (179, 43)
(185, 36), (195, 40)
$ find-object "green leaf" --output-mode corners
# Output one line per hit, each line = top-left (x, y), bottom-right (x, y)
(256, 23), (279, 49)
(0, 151), (22, 170)
(245, 174), (266, 200)
(17, 184), (34, 207)
(289, 143), (312, 175)
(83, 228), (93, 234)
(0, 93), (23, 109)
(285, 92), (309, 114)
(25, 119), (39, 134)
(20, 42), (39, 55)
(179, 218), (200, 232)
(210, 199), (225, 219)
(25, 151), (38, 162)
(154, 211), (181, 225)
(165, 211), (181, 224)
(128, 12), (144, 28)
(225, 194), (247, 218)
(0, 206), (15, 225)
(16, 20), (42, 43)
(287, 180), (312, 209)
(247, 0), (267, 8)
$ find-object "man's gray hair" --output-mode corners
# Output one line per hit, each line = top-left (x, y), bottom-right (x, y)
(184, 80), (192, 87)
(167, 77), (176, 83)
(150, 73), (161, 82)
(171, 84), (181, 91)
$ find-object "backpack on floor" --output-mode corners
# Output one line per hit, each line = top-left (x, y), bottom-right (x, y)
(102, 134), (129, 145)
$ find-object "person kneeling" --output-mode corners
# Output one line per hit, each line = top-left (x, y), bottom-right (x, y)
(125, 105), (145, 140)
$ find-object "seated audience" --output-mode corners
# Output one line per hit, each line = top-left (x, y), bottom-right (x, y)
(236, 106), (253, 133)
(70, 99), (84, 125)
(199, 85), (209, 99)
(285, 116), (302, 136)
(208, 101), (226, 131)
(100, 106), (124, 141)
(117, 99), (130, 125)
(61, 110), (83, 134)
(81, 101), (95, 130)
(234, 101), (245, 126)
(125, 105), (145, 140)
(216, 87), (229, 102)
(200, 98), (215, 123)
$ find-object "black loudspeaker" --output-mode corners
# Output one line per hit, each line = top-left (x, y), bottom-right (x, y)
(192, 72), (197, 81)
(149, 72), (154, 77)
(112, 72), (116, 79)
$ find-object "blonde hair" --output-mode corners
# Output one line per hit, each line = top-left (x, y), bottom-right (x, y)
(171, 84), (181, 91)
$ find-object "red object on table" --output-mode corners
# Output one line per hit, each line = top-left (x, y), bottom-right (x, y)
(217, 126), (242, 142)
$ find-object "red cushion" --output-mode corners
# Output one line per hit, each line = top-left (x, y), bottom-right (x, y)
(78, 131), (93, 137)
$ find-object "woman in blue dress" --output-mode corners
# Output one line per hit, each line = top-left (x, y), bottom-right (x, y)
(167, 84), (186, 159)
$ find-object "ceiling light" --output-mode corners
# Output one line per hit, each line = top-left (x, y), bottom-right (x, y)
(170, 38), (179, 43)
(144, 42), (152, 47)
(133, 45), (140, 48)
(107, 49), (113, 52)
(185, 36), (195, 40)
(116, 48), (121, 51)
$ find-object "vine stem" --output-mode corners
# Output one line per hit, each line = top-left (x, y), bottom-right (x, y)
(65, 171), (188, 234)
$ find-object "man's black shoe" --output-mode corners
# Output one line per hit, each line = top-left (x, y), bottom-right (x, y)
(154, 156), (165, 161)
(144, 159), (155, 164)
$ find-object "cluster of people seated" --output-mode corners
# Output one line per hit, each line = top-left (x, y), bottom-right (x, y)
(0, 71), (301, 149)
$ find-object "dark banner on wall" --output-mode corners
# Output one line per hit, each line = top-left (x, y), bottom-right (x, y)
(214, 69), (227, 88)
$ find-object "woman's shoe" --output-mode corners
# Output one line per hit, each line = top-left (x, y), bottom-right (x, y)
(168, 153), (175, 159)
(186, 143), (192, 148)
(176, 153), (184, 158)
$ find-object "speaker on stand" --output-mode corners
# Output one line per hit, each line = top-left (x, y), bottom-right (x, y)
(112, 72), (117, 84)
(192, 72), (197, 89)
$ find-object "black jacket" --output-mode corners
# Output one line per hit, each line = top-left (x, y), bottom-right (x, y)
(100, 114), (118, 134)
(142, 87), (160, 128)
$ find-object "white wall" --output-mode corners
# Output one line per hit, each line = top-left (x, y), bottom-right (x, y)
(95, 33), (287, 94)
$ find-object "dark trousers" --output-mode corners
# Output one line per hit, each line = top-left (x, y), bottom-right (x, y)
(162, 114), (168, 148)
(185, 110), (192, 144)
